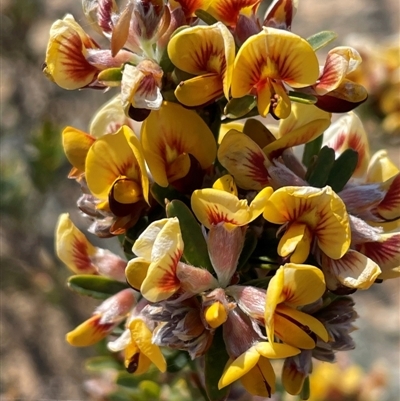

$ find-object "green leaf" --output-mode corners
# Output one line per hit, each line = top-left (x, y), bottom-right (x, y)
(300, 376), (311, 400)
(116, 372), (141, 388)
(107, 390), (136, 401)
(166, 200), (213, 271)
(326, 148), (359, 192)
(205, 328), (230, 401)
(306, 146), (335, 187)
(224, 95), (257, 119)
(195, 9), (219, 25)
(150, 182), (188, 207)
(85, 356), (122, 372)
(237, 229), (258, 271)
(68, 275), (128, 299)
(307, 30), (338, 51)
(302, 134), (324, 168)
(97, 67), (123, 83)
(288, 91), (318, 105)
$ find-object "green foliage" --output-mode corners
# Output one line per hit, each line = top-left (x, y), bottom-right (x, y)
(166, 200), (213, 271)
(68, 275), (128, 299)
(307, 30), (338, 51)
(224, 96), (257, 119)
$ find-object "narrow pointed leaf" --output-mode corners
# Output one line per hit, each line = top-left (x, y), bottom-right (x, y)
(195, 9), (219, 25)
(288, 91), (318, 105)
(307, 31), (338, 51)
(166, 200), (213, 271)
(327, 149), (359, 192)
(205, 328), (230, 401)
(237, 228), (258, 270)
(302, 134), (323, 167)
(68, 275), (128, 299)
(224, 95), (257, 119)
(306, 146), (335, 187)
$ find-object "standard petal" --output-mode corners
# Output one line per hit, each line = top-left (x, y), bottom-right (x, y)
(62, 127), (95, 174)
(44, 15), (99, 89)
(56, 213), (97, 274)
(218, 130), (271, 190)
(321, 250), (381, 290)
(141, 102), (216, 187)
(85, 125), (141, 200)
(316, 47), (362, 95)
(207, 0), (260, 27)
(376, 173), (400, 221)
(264, 0), (298, 29)
(141, 250), (182, 302)
(323, 112), (370, 178)
(366, 150), (399, 183)
(231, 28), (319, 98)
(280, 263), (326, 306)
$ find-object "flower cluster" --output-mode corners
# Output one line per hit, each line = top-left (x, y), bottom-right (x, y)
(45, 0), (400, 399)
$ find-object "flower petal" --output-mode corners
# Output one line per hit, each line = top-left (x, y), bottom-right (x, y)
(240, 357), (275, 397)
(376, 173), (400, 221)
(218, 130), (271, 190)
(264, 0), (298, 30)
(255, 342), (300, 359)
(357, 233), (400, 280)
(62, 127), (95, 174)
(321, 250), (381, 290)
(232, 27), (319, 98)
(141, 101), (216, 187)
(366, 150), (399, 183)
(85, 125), (145, 200)
(56, 213), (97, 274)
(316, 47), (362, 95)
(129, 319), (166, 372)
(66, 314), (116, 347)
(218, 346), (260, 389)
(125, 257), (150, 290)
(44, 14), (100, 89)
(213, 174), (238, 195)
(207, 0), (260, 27)
(323, 112), (370, 178)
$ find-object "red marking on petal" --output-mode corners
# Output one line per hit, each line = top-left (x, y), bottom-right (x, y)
(205, 204), (238, 226)
(98, 0), (115, 33)
(175, 0), (205, 18)
(330, 131), (346, 151)
(215, 0), (259, 27)
(156, 250), (182, 292)
(243, 147), (270, 186)
(357, 234), (400, 266)
(347, 132), (366, 170)
(90, 314), (115, 334)
(72, 236), (97, 273)
(378, 174), (400, 218)
(57, 33), (99, 84)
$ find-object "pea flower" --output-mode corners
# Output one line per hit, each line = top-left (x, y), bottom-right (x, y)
(231, 27), (320, 118)
(263, 186), (351, 263)
(167, 22), (235, 106)
(264, 264), (329, 349)
(141, 101), (217, 190)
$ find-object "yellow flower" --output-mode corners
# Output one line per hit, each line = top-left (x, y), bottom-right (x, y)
(231, 27), (319, 118)
(141, 102), (217, 187)
(191, 179), (273, 230)
(124, 318), (167, 375)
(167, 22), (235, 106)
(264, 264), (329, 349)
(66, 289), (136, 347)
(43, 14), (100, 89)
(218, 341), (300, 397)
(218, 103), (331, 190)
(263, 186), (351, 263)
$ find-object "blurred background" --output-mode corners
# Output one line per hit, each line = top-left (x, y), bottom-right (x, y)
(1, 0), (399, 400)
